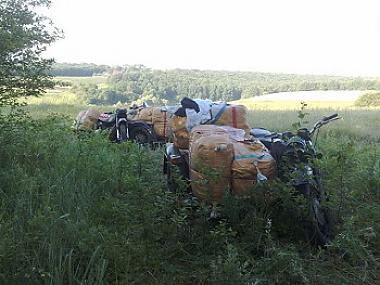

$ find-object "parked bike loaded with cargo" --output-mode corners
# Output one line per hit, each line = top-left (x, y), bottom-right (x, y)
(163, 100), (340, 247)
(96, 108), (156, 144)
(72, 107), (156, 144)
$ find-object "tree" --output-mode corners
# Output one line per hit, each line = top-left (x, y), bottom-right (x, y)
(0, 0), (62, 107)
(354, 92), (380, 107)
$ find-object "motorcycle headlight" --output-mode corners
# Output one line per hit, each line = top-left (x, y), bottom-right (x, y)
(286, 137), (306, 153)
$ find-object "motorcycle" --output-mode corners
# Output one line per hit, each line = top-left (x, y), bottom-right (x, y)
(164, 114), (340, 247)
(96, 108), (157, 144)
(251, 113), (340, 246)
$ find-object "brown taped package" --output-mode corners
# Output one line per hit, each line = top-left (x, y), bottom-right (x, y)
(152, 107), (169, 138)
(231, 140), (276, 197)
(189, 126), (234, 203)
(190, 125), (229, 144)
(72, 108), (101, 131)
(213, 104), (251, 136)
(170, 104), (251, 149)
(190, 168), (231, 203)
(169, 115), (189, 149)
(190, 133), (234, 178)
(131, 107), (169, 139)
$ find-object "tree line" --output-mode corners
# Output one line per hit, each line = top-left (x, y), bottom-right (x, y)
(51, 63), (380, 105)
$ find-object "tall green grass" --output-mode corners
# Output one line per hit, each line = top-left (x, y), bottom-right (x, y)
(247, 108), (380, 143)
(0, 105), (379, 284)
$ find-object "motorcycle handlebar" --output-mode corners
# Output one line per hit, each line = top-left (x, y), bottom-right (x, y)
(322, 113), (338, 122)
(310, 113), (340, 135)
(252, 113), (340, 141)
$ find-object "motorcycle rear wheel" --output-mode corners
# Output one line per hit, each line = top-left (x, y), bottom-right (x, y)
(166, 161), (179, 193)
(130, 126), (153, 144)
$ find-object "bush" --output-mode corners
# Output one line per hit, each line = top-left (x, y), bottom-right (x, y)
(354, 91), (380, 107)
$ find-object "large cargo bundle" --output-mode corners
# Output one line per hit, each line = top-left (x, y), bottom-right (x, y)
(170, 100), (251, 149)
(169, 114), (189, 149)
(152, 107), (169, 139)
(130, 106), (169, 139)
(189, 124), (230, 144)
(231, 140), (277, 198)
(130, 106), (153, 122)
(211, 104), (250, 134)
(189, 126), (234, 203)
(188, 125), (276, 203)
(72, 108), (101, 131)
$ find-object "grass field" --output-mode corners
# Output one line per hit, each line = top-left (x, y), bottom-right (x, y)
(1, 87), (380, 284)
(20, 88), (380, 143)
(54, 75), (108, 86)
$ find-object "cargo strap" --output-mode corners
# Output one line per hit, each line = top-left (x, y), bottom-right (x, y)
(233, 153), (273, 160)
(209, 102), (227, 124)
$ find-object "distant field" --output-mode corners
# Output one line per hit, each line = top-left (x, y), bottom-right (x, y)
(249, 90), (365, 101)
(17, 87), (380, 142)
(54, 76), (108, 86)
(231, 90), (369, 110)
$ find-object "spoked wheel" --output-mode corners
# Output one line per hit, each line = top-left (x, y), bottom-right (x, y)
(166, 161), (179, 193)
(303, 184), (334, 247)
(309, 196), (333, 247)
(118, 124), (128, 141)
(108, 127), (117, 142)
(130, 126), (154, 145)
(164, 153), (190, 194)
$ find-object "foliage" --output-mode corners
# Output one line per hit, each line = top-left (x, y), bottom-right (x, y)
(50, 64), (380, 106)
(0, 108), (379, 284)
(50, 63), (111, 77)
(354, 91), (380, 107)
(0, 0), (62, 107)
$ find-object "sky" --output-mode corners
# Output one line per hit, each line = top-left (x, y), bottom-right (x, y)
(43, 0), (380, 77)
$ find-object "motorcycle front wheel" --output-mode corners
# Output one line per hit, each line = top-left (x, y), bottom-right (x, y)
(298, 184), (334, 247)
(118, 124), (128, 141)
(309, 195), (333, 247)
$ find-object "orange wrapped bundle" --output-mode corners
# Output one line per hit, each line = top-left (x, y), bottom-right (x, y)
(189, 128), (234, 203)
(190, 169), (231, 203)
(152, 107), (169, 139)
(189, 125), (229, 144)
(130, 107), (153, 122)
(72, 108), (101, 131)
(130, 106), (170, 139)
(169, 115), (189, 149)
(213, 104), (251, 138)
(231, 140), (276, 197)
(190, 133), (234, 177)
(169, 103), (251, 149)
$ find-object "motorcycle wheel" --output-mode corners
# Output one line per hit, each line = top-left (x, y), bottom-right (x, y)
(118, 124), (128, 141)
(130, 126), (153, 144)
(302, 184), (333, 247)
(108, 127), (117, 142)
(166, 160), (179, 193)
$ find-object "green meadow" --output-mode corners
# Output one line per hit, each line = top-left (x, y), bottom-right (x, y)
(24, 85), (380, 143)
(1, 80), (379, 284)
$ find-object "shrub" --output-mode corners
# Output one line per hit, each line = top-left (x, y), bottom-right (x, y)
(354, 91), (380, 107)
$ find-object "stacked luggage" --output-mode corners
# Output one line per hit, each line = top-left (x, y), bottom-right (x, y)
(168, 98), (277, 204)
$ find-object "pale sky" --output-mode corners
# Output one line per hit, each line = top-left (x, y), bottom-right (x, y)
(44, 0), (380, 77)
